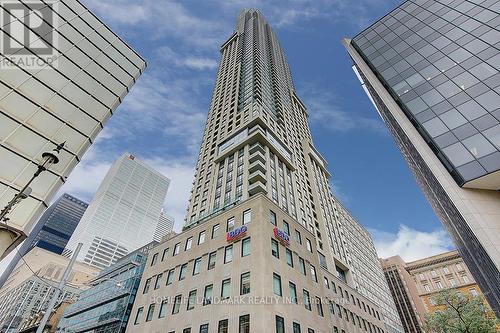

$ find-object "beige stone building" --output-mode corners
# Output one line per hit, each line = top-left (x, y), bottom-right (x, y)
(0, 247), (99, 332)
(406, 250), (484, 314)
(128, 9), (402, 333)
(128, 195), (389, 333)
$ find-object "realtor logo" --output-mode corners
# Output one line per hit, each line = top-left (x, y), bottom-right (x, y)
(0, 0), (58, 69)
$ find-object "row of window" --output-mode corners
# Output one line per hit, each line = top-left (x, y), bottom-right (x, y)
(135, 311), (249, 333)
(270, 234), (381, 321)
(144, 237), (251, 294)
(150, 209), (253, 267)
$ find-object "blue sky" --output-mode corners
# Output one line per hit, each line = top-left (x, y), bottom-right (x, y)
(60, 0), (454, 261)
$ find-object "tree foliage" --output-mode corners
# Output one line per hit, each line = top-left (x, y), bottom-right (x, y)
(424, 289), (499, 333)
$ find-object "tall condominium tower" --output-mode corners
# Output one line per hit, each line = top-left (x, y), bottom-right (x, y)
(65, 154), (170, 269)
(0, 0), (146, 258)
(344, 0), (500, 315)
(128, 10), (402, 333)
(0, 193), (87, 288)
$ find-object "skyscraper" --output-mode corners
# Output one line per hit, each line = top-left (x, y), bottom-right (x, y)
(380, 256), (427, 333)
(153, 209), (175, 242)
(0, 0), (146, 258)
(65, 154), (170, 269)
(0, 193), (87, 288)
(344, 0), (500, 315)
(128, 9), (402, 333)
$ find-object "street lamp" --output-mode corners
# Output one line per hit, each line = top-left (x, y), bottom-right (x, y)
(0, 142), (65, 259)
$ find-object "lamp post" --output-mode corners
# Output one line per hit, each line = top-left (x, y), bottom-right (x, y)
(0, 142), (65, 259)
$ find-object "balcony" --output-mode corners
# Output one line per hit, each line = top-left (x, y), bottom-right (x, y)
(248, 181), (267, 196)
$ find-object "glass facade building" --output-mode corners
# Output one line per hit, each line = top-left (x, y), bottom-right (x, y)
(65, 154), (170, 269)
(0, 0), (146, 257)
(57, 242), (157, 333)
(0, 193), (87, 288)
(344, 0), (500, 316)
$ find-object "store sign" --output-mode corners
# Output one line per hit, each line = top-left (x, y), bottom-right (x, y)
(273, 227), (290, 246)
(227, 225), (247, 242)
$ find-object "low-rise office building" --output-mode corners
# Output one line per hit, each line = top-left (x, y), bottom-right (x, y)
(57, 242), (157, 333)
(127, 195), (388, 333)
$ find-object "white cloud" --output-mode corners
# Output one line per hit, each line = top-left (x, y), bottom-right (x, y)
(370, 225), (454, 262)
(182, 57), (219, 70)
(156, 46), (218, 71)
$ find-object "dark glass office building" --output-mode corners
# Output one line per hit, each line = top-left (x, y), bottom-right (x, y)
(344, 0), (500, 316)
(0, 193), (87, 288)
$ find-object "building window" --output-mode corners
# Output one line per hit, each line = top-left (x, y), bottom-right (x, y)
(200, 324), (209, 333)
(316, 296), (323, 316)
(183, 328), (191, 333)
(151, 253), (158, 266)
(239, 314), (250, 333)
(329, 301), (335, 315)
(271, 239), (280, 258)
(303, 289), (311, 310)
(146, 303), (155, 322)
(456, 263), (463, 271)
(185, 237), (193, 251)
(470, 288), (478, 297)
(143, 278), (151, 294)
(240, 272), (251, 295)
(431, 270), (437, 277)
(324, 277), (329, 289)
(173, 243), (180, 256)
(436, 281), (443, 289)
(276, 315), (285, 333)
(224, 245), (233, 263)
(273, 273), (282, 296)
(289, 281), (298, 304)
(443, 266), (449, 274)
(270, 210), (277, 225)
(424, 284), (430, 292)
(203, 284), (213, 305)
(187, 290), (197, 310)
(154, 273), (163, 289)
(310, 265), (317, 283)
(306, 239), (312, 252)
(208, 251), (217, 270)
(134, 307), (143, 324)
(242, 237), (251, 257)
(293, 322), (301, 333)
(295, 230), (302, 244)
(227, 217), (235, 231)
(419, 273), (425, 280)
(243, 209), (252, 224)
(161, 248), (169, 261)
(308, 329), (315, 333)
(462, 275), (470, 283)
(172, 295), (182, 314)
(449, 278), (456, 286)
(221, 278), (231, 299)
(218, 319), (229, 333)
(299, 257), (306, 275)
(286, 248), (293, 267)
(166, 269), (175, 285)
(212, 224), (220, 238)
(158, 300), (168, 318)
(198, 231), (206, 244)
(193, 257), (201, 275)
(283, 221), (290, 235)
(179, 263), (187, 280)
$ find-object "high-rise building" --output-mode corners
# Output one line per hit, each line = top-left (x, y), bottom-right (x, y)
(0, 247), (99, 332)
(57, 242), (157, 333)
(0, 0), (146, 258)
(406, 250), (488, 314)
(65, 153), (170, 269)
(153, 209), (175, 242)
(380, 256), (427, 333)
(343, 0), (500, 316)
(128, 9), (402, 333)
(0, 193), (87, 288)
